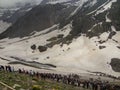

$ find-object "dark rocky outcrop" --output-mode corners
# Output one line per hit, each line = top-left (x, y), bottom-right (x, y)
(108, 31), (116, 39)
(38, 46), (47, 52)
(110, 58), (120, 72)
(117, 46), (120, 49)
(31, 44), (36, 50)
(47, 34), (64, 41)
(99, 46), (106, 49)
(109, 0), (120, 31)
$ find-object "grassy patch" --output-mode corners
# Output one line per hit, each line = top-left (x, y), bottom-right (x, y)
(0, 71), (89, 90)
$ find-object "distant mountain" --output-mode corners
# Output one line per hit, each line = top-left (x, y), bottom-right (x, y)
(0, 2), (37, 34)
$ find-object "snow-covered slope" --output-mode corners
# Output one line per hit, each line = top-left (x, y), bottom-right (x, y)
(0, 0), (120, 77)
(0, 24), (120, 76)
(0, 20), (11, 33)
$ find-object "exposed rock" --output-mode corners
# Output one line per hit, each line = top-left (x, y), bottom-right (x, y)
(99, 46), (106, 49)
(47, 34), (64, 42)
(57, 34), (64, 38)
(117, 46), (120, 49)
(47, 37), (58, 41)
(108, 31), (116, 39)
(98, 40), (106, 44)
(46, 56), (50, 59)
(109, 0), (120, 31)
(112, 39), (118, 43)
(110, 58), (120, 72)
(31, 44), (36, 50)
(38, 46), (47, 52)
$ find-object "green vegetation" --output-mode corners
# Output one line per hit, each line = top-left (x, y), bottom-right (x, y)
(0, 71), (31, 89)
(0, 71), (89, 90)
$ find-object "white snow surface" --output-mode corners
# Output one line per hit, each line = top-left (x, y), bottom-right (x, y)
(46, 0), (71, 4)
(0, 23), (120, 76)
(106, 12), (111, 22)
(0, 20), (11, 34)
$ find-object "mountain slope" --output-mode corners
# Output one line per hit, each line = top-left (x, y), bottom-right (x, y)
(0, 0), (120, 76)
(0, 2), (38, 34)
(0, 4), (76, 38)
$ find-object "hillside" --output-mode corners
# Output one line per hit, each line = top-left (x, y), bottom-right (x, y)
(0, 0), (120, 78)
(0, 70), (83, 90)
(0, 68), (120, 90)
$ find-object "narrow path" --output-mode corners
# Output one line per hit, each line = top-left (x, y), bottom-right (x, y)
(0, 81), (15, 90)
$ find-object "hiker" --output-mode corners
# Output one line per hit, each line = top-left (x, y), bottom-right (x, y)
(18, 68), (22, 73)
(8, 65), (12, 72)
(36, 72), (39, 78)
(1, 65), (120, 90)
(86, 81), (89, 89)
(5, 65), (8, 71)
(29, 70), (34, 77)
(0, 65), (4, 70)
